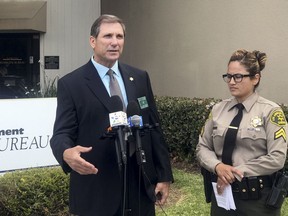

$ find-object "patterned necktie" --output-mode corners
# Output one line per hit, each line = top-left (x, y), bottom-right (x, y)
(107, 69), (125, 111)
(222, 103), (244, 165)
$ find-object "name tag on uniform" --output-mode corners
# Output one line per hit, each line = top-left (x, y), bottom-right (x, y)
(247, 127), (261, 132)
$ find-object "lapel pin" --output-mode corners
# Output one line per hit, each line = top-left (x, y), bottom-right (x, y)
(129, 77), (134, 81)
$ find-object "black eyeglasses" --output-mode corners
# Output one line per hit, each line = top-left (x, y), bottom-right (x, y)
(222, 73), (254, 83)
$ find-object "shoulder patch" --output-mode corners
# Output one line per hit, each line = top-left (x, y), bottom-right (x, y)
(208, 111), (212, 120)
(270, 110), (287, 127)
(200, 126), (204, 137)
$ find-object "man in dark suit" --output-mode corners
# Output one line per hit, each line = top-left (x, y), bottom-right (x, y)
(50, 14), (173, 216)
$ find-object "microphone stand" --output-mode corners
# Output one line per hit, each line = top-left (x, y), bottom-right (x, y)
(128, 123), (160, 216)
(135, 127), (146, 165)
(102, 123), (159, 216)
(116, 126), (128, 216)
(127, 123), (155, 216)
(134, 127), (145, 216)
(101, 126), (128, 216)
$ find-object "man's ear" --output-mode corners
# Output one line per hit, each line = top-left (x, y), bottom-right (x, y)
(89, 36), (96, 48)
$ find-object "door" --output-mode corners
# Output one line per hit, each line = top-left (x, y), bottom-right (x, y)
(0, 33), (40, 98)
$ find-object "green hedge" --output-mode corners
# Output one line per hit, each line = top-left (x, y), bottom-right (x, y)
(155, 96), (220, 162)
(0, 167), (69, 216)
(0, 96), (287, 215)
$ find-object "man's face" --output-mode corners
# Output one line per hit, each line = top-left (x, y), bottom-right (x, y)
(90, 22), (125, 68)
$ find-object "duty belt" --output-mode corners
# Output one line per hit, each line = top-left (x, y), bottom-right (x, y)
(231, 175), (273, 200)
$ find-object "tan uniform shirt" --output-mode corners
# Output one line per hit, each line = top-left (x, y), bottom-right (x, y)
(196, 92), (287, 177)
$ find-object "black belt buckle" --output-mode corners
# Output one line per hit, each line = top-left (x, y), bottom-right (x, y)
(247, 176), (260, 200)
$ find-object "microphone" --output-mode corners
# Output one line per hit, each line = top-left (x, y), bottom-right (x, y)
(109, 96), (128, 167)
(127, 101), (146, 164)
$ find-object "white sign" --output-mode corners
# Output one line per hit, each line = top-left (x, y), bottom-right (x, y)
(0, 98), (58, 172)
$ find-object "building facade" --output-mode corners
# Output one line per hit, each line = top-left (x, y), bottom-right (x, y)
(2, 0), (288, 104)
(0, 0), (100, 98)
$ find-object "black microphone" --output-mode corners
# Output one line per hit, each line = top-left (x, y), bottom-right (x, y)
(110, 95), (123, 112)
(127, 101), (146, 164)
(109, 95), (128, 168)
(127, 100), (140, 116)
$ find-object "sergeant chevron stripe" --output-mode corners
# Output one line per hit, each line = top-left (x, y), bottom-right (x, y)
(274, 127), (287, 142)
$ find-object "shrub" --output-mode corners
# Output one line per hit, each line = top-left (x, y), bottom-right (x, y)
(25, 75), (58, 98)
(155, 96), (220, 163)
(0, 167), (69, 216)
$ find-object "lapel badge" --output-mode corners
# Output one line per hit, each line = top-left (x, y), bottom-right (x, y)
(129, 77), (134, 81)
(138, 96), (149, 109)
(250, 116), (262, 128)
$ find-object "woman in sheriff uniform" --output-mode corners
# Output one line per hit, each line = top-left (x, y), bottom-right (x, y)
(196, 49), (288, 216)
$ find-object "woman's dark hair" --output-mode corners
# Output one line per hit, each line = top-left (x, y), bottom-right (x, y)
(228, 49), (267, 89)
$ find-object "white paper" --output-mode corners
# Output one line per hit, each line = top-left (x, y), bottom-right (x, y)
(212, 182), (236, 210)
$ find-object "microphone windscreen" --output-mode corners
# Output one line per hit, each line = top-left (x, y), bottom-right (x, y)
(110, 95), (123, 112)
(127, 101), (140, 117)
(130, 115), (143, 127)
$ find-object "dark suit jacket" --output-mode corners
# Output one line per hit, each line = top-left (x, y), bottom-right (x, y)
(50, 60), (173, 215)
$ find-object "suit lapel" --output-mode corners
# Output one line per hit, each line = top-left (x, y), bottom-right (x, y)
(83, 61), (116, 112)
(119, 63), (137, 103)
(83, 61), (138, 112)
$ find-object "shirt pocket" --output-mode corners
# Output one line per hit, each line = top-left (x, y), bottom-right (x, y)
(240, 127), (267, 141)
(212, 125), (226, 138)
(212, 125), (226, 153)
(240, 127), (267, 153)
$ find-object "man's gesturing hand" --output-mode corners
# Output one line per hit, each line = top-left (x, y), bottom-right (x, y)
(63, 145), (98, 175)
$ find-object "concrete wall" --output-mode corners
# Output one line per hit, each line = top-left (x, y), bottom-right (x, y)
(102, 0), (288, 104)
(40, 0), (100, 81)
